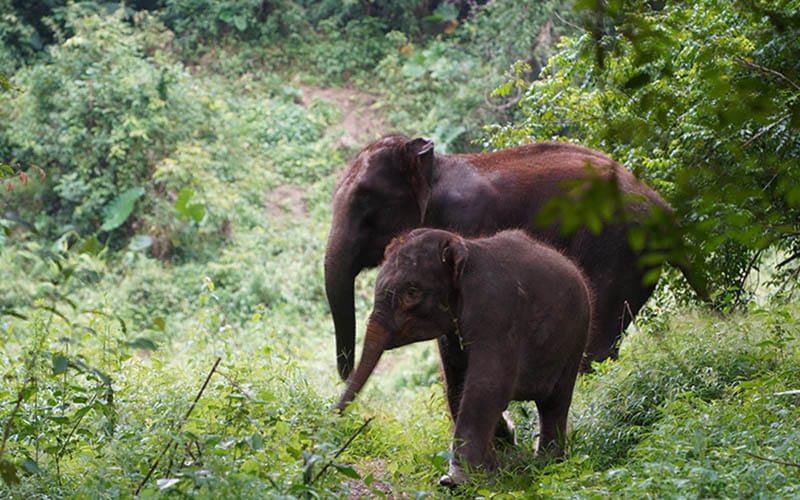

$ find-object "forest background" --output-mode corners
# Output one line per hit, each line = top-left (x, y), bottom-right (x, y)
(1, 0), (799, 497)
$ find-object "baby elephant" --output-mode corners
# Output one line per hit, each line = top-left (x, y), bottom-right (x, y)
(336, 228), (592, 486)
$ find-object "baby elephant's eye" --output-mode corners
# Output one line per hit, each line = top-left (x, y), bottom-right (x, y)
(401, 286), (423, 308)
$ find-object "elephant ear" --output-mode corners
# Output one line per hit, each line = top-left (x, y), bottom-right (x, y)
(440, 235), (468, 288)
(404, 137), (435, 222)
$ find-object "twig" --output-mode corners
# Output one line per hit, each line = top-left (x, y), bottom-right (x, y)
(743, 114), (791, 148)
(135, 357), (221, 496)
(745, 451), (800, 469)
(0, 379), (30, 462)
(777, 252), (800, 269)
(733, 249), (764, 306)
(57, 392), (98, 459)
(553, 11), (585, 33)
(736, 57), (800, 93)
(311, 417), (374, 484)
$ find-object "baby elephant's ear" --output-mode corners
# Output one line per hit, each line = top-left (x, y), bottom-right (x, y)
(405, 137), (434, 159)
(440, 235), (468, 287)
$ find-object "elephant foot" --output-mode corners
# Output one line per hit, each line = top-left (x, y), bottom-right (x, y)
(438, 462), (469, 488)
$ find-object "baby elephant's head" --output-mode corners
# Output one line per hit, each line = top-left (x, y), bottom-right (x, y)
(375, 228), (467, 348)
(336, 228), (467, 412)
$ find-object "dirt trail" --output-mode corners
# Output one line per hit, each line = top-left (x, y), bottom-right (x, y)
(299, 85), (387, 150)
(264, 86), (387, 218)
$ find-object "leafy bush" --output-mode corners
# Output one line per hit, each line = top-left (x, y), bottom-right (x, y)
(373, 1), (574, 152)
(487, 0), (800, 300)
(3, 8), (201, 246)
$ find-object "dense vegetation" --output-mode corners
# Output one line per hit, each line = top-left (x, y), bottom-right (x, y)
(1, 1), (798, 497)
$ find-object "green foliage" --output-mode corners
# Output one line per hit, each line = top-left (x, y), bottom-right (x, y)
(488, 0), (800, 301)
(3, 8), (200, 243)
(374, 1), (574, 152)
(0, 0), (39, 70)
(2, 1), (800, 497)
(517, 306), (800, 498)
(101, 187), (146, 231)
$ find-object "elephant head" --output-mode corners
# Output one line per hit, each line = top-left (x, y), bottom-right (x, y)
(336, 229), (466, 410)
(325, 136), (435, 381)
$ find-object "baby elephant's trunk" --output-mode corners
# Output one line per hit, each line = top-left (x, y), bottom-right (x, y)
(336, 316), (391, 412)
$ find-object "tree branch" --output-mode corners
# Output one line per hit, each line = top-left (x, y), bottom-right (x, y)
(135, 357), (221, 495)
(746, 451), (800, 469)
(736, 57), (800, 93)
(311, 417), (374, 485)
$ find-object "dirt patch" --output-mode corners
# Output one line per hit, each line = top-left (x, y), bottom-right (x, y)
(263, 184), (307, 218)
(341, 459), (396, 499)
(299, 85), (387, 149)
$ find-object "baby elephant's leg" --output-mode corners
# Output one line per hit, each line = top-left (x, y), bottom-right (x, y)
(534, 387), (575, 458)
(440, 364), (513, 487)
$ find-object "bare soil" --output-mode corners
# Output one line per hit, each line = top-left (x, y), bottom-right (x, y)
(299, 85), (388, 150)
(264, 85), (387, 218)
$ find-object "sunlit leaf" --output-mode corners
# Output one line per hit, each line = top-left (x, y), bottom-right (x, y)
(128, 234), (152, 252)
(101, 187), (145, 232)
(157, 478), (182, 490)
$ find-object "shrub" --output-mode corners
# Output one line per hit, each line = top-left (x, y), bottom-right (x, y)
(3, 8), (201, 245)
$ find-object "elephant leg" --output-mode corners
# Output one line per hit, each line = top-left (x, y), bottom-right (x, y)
(437, 334), (467, 421)
(440, 360), (513, 487)
(439, 335), (515, 444)
(582, 281), (654, 372)
(534, 368), (579, 459)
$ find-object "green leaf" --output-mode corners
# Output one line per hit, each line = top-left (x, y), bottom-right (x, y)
(21, 458), (41, 474)
(101, 187), (145, 232)
(186, 203), (206, 223)
(78, 234), (104, 255)
(624, 71), (651, 90)
(53, 354), (69, 374)
(175, 187), (206, 223)
(250, 433), (265, 451)
(150, 317), (166, 331)
(125, 338), (158, 351)
(0, 72), (12, 92)
(233, 15), (247, 32)
(332, 463), (361, 479)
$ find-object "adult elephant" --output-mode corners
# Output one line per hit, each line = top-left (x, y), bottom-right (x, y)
(325, 135), (707, 380)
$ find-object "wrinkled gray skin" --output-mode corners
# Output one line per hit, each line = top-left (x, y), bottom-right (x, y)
(325, 135), (708, 382)
(336, 228), (592, 487)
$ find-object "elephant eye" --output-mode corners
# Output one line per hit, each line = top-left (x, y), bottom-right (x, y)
(401, 285), (423, 308)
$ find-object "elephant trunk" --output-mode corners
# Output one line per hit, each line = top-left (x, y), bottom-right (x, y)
(325, 232), (359, 381)
(335, 316), (390, 413)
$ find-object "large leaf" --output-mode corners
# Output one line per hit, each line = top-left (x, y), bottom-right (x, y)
(101, 187), (145, 232)
(174, 187), (206, 223)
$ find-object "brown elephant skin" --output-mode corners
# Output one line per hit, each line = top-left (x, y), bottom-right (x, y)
(325, 135), (707, 380)
(336, 228), (592, 486)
